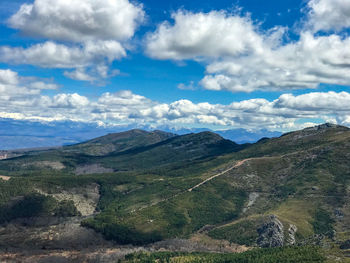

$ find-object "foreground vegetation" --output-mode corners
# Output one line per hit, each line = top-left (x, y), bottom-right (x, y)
(121, 247), (325, 263)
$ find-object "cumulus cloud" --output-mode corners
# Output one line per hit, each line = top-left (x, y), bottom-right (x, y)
(50, 93), (90, 108)
(0, 41), (126, 80)
(4, 0), (144, 81)
(275, 92), (350, 111)
(201, 32), (350, 92)
(0, 41), (126, 69)
(0, 69), (91, 123)
(145, 6), (350, 93)
(0, 69), (58, 98)
(8, 0), (144, 42)
(145, 10), (265, 60)
(0, 69), (19, 85)
(306, 0), (350, 32)
(64, 68), (96, 82)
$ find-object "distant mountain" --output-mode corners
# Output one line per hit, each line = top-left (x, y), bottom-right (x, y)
(0, 129), (247, 175)
(159, 127), (282, 143)
(0, 118), (136, 150)
(216, 128), (282, 143)
(65, 129), (176, 156)
(0, 118), (282, 150)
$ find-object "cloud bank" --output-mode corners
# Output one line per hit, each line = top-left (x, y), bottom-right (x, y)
(2, 69), (350, 131)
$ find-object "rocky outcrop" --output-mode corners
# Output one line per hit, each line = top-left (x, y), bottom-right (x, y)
(257, 215), (284, 248)
(286, 224), (297, 245)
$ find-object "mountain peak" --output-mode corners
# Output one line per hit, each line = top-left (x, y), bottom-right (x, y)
(303, 123), (346, 131)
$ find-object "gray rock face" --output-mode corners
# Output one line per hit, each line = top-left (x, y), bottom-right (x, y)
(257, 215), (284, 248)
(286, 224), (297, 245)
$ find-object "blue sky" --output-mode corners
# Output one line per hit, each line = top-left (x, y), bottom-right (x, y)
(0, 0), (350, 132)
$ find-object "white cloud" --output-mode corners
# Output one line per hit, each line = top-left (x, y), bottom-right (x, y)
(64, 68), (96, 82)
(0, 69), (57, 99)
(4, 0), (144, 81)
(177, 81), (196, 90)
(8, 0), (144, 42)
(145, 10), (265, 60)
(0, 69), (19, 85)
(275, 91), (350, 111)
(50, 93), (90, 108)
(2, 70), (350, 131)
(0, 69), (89, 123)
(98, 90), (153, 107)
(0, 41), (126, 69)
(0, 41), (126, 81)
(307, 0), (350, 32)
(201, 32), (350, 92)
(146, 9), (350, 93)
(28, 81), (58, 90)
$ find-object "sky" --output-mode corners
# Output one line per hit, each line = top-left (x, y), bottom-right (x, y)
(0, 0), (350, 132)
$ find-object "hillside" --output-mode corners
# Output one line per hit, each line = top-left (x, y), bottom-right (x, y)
(0, 130), (244, 176)
(0, 124), (350, 261)
(65, 129), (176, 156)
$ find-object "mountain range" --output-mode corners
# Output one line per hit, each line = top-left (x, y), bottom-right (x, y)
(0, 118), (281, 150)
(0, 123), (348, 262)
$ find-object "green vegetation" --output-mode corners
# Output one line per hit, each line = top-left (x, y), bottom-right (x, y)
(312, 208), (335, 238)
(0, 130), (244, 177)
(0, 193), (80, 223)
(0, 124), (349, 251)
(83, 180), (247, 244)
(121, 246), (325, 263)
(208, 217), (264, 246)
(270, 200), (315, 238)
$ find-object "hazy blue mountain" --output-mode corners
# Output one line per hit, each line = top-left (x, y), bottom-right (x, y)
(0, 118), (281, 150)
(159, 127), (282, 143)
(0, 119), (132, 150)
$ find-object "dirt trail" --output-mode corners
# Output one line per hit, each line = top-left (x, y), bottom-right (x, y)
(135, 158), (253, 213)
(0, 175), (11, 181)
(188, 159), (251, 192)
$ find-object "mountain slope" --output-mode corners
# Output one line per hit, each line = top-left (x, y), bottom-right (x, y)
(94, 131), (246, 172)
(81, 124), (350, 247)
(64, 129), (176, 156)
(238, 123), (350, 158)
(0, 130), (245, 176)
(1, 124), (350, 261)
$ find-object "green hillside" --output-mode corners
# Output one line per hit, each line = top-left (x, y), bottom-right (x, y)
(0, 130), (244, 176)
(1, 124), (350, 261)
(65, 129), (176, 156)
